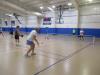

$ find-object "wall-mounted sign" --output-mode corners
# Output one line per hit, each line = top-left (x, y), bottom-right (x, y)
(11, 20), (15, 26)
(43, 17), (51, 25)
(5, 21), (8, 26)
(0, 19), (2, 25)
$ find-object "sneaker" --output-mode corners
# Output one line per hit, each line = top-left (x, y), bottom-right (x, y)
(31, 53), (36, 56)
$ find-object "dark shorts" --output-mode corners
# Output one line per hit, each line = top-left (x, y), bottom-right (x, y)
(27, 40), (34, 45)
(15, 35), (19, 39)
(10, 31), (13, 35)
(73, 33), (75, 35)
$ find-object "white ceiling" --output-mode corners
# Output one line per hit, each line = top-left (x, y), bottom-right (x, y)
(5, 0), (71, 11)
(0, 0), (100, 16)
(79, 0), (100, 5)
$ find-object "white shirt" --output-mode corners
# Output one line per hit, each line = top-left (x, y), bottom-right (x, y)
(0, 28), (2, 32)
(73, 29), (75, 33)
(80, 30), (84, 35)
(27, 30), (37, 41)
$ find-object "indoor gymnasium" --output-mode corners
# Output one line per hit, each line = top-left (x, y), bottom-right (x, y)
(0, 0), (100, 75)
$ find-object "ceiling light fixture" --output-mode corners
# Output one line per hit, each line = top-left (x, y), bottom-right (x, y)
(48, 7), (54, 12)
(88, 0), (93, 2)
(68, 3), (72, 6)
(5, 14), (13, 17)
(34, 12), (42, 16)
(52, 5), (56, 8)
(40, 6), (44, 9)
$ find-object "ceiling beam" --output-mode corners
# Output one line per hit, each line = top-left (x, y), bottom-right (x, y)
(0, 1), (29, 15)
(70, 0), (79, 9)
(80, 1), (100, 6)
(0, 1), (43, 16)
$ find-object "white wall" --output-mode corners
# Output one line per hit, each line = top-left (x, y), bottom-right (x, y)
(0, 15), (24, 27)
(0, 9), (78, 29)
(40, 9), (78, 28)
(1, 16), (12, 27)
(2, 4), (100, 29)
(1, 15), (38, 28)
(56, 10), (78, 28)
(80, 3), (100, 29)
(27, 16), (38, 28)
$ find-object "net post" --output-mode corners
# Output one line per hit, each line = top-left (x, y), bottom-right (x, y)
(93, 36), (95, 45)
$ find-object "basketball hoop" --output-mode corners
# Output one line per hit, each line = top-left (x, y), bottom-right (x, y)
(55, 5), (65, 24)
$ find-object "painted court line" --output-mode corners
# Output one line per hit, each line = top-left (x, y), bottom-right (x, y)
(33, 43), (92, 75)
(36, 53), (60, 60)
(37, 50), (66, 57)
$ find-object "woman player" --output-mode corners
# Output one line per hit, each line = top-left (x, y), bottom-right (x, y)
(14, 26), (23, 45)
(26, 28), (39, 56)
(80, 29), (84, 40)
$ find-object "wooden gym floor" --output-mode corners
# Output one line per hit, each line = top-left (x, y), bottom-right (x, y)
(0, 33), (100, 75)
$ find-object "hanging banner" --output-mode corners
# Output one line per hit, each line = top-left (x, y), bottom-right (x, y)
(0, 19), (2, 25)
(11, 20), (15, 26)
(43, 17), (51, 25)
(5, 21), (8, 26)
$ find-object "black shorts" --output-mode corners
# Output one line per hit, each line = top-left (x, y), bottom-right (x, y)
(73, 33), (75, 35)
(10, 31), (13, 35)
(0, 32), (2, 33)
(15, 35), (19, 39)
